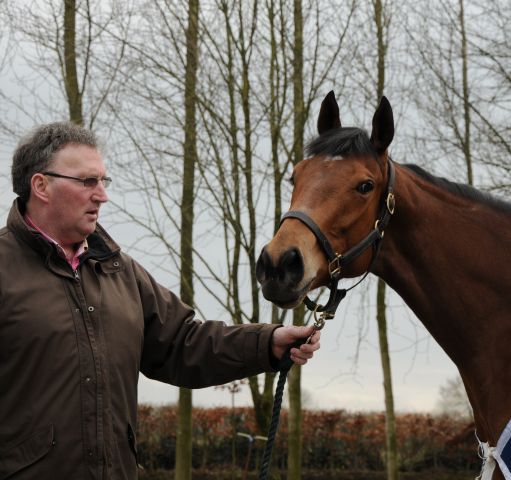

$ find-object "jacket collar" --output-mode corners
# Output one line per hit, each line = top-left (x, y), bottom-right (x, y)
(7, 198), (121, 263)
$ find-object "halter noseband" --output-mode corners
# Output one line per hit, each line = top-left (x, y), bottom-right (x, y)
(280, 160), (396, 328)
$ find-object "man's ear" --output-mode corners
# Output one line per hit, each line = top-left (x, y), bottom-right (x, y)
(30, 173), (50, 203)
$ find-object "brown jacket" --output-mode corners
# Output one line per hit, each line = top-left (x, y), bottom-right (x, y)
(0, 200), (279, 480)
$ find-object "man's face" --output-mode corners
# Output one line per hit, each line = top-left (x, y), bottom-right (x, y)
(43, 143), (109, 246)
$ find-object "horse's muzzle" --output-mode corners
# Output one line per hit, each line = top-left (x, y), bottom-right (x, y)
(256, 246), (307, 308)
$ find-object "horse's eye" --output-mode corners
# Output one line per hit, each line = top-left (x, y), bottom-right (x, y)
(356, 181), (374, 194)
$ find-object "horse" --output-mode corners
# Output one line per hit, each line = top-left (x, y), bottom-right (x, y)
(255, 91), (511, 480)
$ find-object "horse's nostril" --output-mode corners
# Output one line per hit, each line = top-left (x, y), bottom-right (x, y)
(256, 247), (271, 282)
(256, 246), (304, 287)
(280, 248), (299, 268)
(279, 248), (304, 285)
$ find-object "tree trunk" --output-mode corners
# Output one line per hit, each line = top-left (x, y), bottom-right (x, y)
(175, 1), (199, 478)
(176, 389), (193, 479)
(219, 1), (275, 439)
(63, 0), (83, 125)
(238, 2), (259, 328)
(373, 0), (398, 478)
(459, 0), (473, 186)
(377, 279), (398, 480)
(288, 1), (304, 478)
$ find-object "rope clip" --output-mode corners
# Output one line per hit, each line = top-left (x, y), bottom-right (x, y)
(313, 307), (334, 330)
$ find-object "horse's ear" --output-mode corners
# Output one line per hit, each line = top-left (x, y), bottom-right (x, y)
(317, 91), (342, 134)
(370, 96), (394, 154)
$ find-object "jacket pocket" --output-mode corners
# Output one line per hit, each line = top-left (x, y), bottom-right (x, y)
(127, 423), (142, 469)
(0, 424), (54, 480)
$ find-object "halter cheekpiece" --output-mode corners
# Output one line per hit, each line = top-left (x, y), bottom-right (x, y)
(280, 160), (396, 328)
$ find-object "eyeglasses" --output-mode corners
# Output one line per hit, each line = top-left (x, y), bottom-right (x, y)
(43, 171), (112, 189)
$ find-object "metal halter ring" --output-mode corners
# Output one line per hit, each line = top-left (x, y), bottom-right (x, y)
(313, 306), (335, 330)
(374, 220), (385, 237)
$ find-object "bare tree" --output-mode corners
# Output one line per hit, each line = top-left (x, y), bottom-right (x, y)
(338, 1), (401, 478)
(0, 0), (129, 130)
(193, 0), (356, 446)
(405, 0), (510, 193)
(287, 0), (307, 477)
(63, 0), (83, 124)
(175, 2), (200, 478)
(264, 2), (357, 477)
(373, 0), (398, 477)
(466, 0), (511, 192)
(196, 0), (274, 435)
(435, 375), (473, 420)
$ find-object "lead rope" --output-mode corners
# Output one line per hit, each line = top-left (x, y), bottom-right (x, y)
(257, 356), (292, 480)
(258, 323), (323, 480)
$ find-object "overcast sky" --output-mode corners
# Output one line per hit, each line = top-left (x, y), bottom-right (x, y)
(0, 27), (460, 414)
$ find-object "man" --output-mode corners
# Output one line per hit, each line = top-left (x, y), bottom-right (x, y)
(0, 122), (320, 480)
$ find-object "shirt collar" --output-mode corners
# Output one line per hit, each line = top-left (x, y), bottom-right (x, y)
(24, 213), (88, 270)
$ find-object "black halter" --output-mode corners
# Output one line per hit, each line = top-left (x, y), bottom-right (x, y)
(280, 160), (396, 324)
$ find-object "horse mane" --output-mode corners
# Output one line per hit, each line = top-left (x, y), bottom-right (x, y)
(403, 164), (511, 214)
(306, 127), (377, 158)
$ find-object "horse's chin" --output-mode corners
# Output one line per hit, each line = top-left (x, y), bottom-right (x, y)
(261, 278), (314, 310)
(269, 296), (305, 310)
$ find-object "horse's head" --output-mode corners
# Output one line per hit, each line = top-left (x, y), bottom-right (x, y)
(256, 91), (395, 309)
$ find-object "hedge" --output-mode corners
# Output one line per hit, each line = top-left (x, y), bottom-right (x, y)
(135, 405), (479, 476)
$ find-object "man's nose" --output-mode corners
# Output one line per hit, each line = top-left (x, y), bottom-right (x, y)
(92, 182), (109, 203)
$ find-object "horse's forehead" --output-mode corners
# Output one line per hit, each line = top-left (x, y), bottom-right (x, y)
(297, 154), (377, 177)
(303, 154), (344, 162)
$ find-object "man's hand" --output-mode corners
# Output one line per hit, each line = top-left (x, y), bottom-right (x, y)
(271, 325), (321, 366)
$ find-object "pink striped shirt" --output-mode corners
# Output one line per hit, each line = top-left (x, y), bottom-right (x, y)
(24, 214), (88, 271)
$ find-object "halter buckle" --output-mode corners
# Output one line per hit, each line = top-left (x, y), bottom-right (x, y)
(386, 192), (395, 215)
(328, 254), (342, 278)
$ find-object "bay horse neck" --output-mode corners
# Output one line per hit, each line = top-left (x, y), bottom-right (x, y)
(373, 163), (511, 445)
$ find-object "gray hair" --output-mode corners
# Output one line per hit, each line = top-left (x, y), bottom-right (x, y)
(12, 122), (98, 202)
